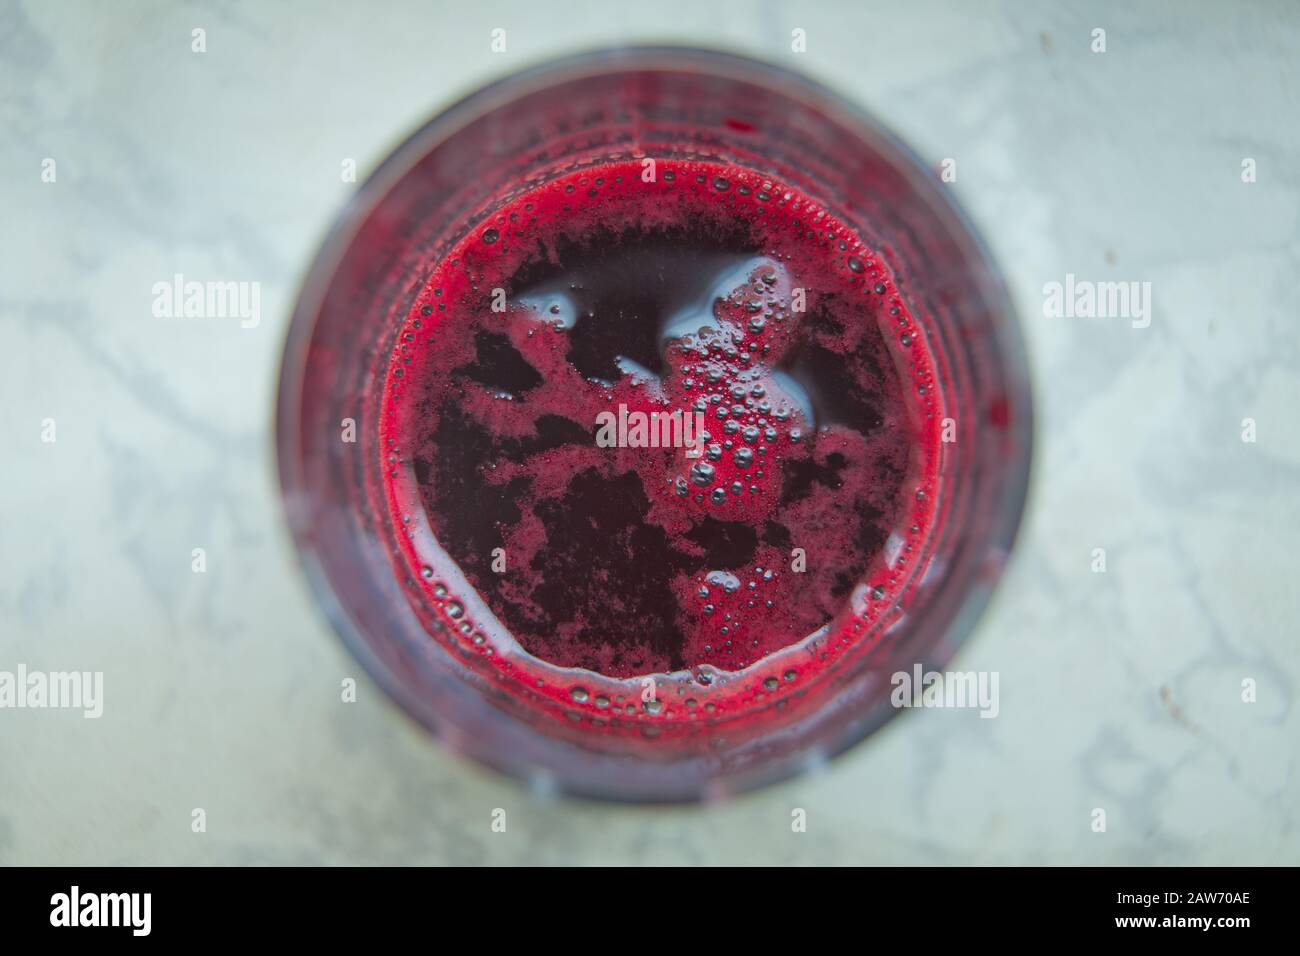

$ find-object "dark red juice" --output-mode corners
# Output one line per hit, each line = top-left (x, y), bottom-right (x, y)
(380, 159), (943, 733)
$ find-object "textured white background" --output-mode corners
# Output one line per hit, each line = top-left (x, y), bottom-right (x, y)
(2, 0), (1297, 864)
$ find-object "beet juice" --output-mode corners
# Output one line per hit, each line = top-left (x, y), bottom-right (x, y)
(380, 159), (941, 729)
(279, 51), (1030, 799)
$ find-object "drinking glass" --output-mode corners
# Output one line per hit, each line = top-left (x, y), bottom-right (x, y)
(275, 47), (1033, 801)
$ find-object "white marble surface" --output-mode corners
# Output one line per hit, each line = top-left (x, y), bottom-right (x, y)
(2, 0), (1297, 865)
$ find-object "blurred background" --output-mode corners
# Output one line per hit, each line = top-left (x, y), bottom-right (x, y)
(1, 0), (1297, 864)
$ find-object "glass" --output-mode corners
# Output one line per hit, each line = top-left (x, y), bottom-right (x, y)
(275, 48), (1033, 801)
